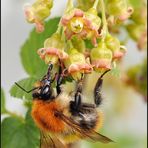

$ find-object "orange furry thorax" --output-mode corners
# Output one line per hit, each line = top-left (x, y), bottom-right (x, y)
(31, 99), (65, 133)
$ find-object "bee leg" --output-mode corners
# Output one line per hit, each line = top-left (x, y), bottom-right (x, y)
(46, 63), (53, 81)
(56, 73), (64, 95)
(94, 70), (110, 107)
(70, 80), (83, 114)
(56, 62), (65, 95)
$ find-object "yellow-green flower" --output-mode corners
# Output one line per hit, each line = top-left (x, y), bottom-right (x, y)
(105, 34), (126, 59)
(61, 7), (101, 46)
(37, 33), (68, 64)
(107, 0), (133, 21)
(24, 0), (53, 32)
(90, 41), (112, 71)
(64, 48), (93, 80)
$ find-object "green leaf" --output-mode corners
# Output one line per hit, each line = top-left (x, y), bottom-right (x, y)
(1, 88), (7, 113)
(1, 110), (40, 148)
(21, 17), (60, 78)
(85, 39), (94, 49)
(10, 77), (37, 100)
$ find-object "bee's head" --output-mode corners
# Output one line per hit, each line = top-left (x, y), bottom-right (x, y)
(15, 63), (56, 101)
(32, 78), (55, 101)
(32, 63), (55, 101)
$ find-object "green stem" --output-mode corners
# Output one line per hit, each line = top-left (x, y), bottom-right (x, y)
(56, 23), (62, 34)
(61, 27), (66, 42)
(64, 0), (73, 13)
(93, 0), (100, 9)
(100, 0), (108, 41)
(68, 40), (74, 49)
(57, 0), (74, 35)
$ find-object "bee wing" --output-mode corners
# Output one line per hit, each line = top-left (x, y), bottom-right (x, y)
(55, 111), (113, 144)
(40, 131), (67, 148)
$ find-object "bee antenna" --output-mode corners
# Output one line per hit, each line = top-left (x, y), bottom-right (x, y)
(15, 82), (38, 93)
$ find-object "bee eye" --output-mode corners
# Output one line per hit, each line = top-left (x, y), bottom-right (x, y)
(42, 86), (50, 95)
(40, 85), (53, 100)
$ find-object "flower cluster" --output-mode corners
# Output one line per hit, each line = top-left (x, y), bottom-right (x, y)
(24, 0), (53, 32)
(35, 0), (128, 80)
(106, 0), (133, 23)
(61, 7), (101, 46)
(37, 33), (68, 64)
(126, 0), (147, 50)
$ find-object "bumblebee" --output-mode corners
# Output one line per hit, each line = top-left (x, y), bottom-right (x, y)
(15, 63), (113, 148)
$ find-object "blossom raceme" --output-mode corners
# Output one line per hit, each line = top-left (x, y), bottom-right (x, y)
(37, 33), (68, 64)
(24, 0), (53, 32)
(64, 48), (93, 80)
(61, 7), (101, 46)
(90, 41), (113, 72)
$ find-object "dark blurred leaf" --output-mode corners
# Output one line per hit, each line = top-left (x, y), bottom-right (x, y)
(21, 17), (60, 78)
(1, 88), (7, 113)
(1, 110), (40, 148)
(10, 77), (37, 100)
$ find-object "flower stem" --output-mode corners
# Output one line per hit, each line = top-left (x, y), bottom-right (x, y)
(68, 40), (74, 49)
(56, 23), (62, 34)
(93, 0), (100, 9)
(64, 0), (73, 13)
(100, 0), (108, 41)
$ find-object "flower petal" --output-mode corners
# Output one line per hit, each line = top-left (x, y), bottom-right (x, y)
(58, 51), (69, 60)
(68, 63), (93, 74)
(74, 9), (84, 17)
(35, 21), (44, 33)
(92, 59), (111, 69)
(46, 47), (59, 55)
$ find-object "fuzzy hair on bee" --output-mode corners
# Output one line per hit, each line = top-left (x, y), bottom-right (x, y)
(15, 64), (113, 148)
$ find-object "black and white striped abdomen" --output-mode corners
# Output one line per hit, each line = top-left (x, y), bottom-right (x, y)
(71, 103), (99, 130)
